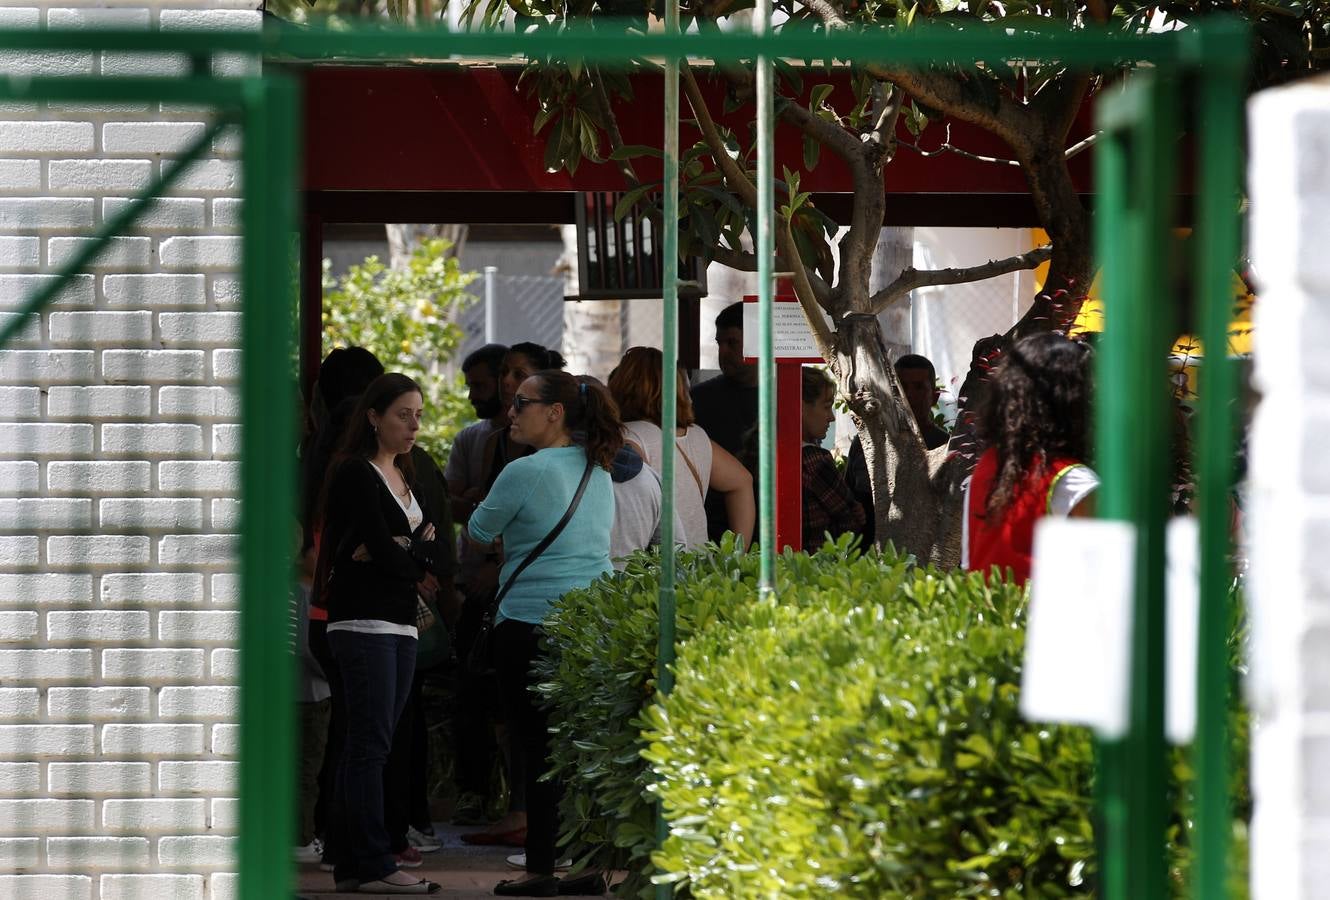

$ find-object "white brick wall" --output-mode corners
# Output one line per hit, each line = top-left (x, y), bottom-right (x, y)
(1249, 79), (1330, 900)
(0, 3), (259, 895)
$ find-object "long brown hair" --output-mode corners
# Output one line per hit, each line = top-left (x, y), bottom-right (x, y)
(320, 373), (422, 517)
(607, 346), (695, 427)
(528, 370), (623, 471)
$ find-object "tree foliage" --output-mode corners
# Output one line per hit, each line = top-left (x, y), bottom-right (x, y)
(321, 238), (478, 462)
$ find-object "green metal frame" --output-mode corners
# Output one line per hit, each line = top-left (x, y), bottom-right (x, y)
(0, 18), (1247, 900)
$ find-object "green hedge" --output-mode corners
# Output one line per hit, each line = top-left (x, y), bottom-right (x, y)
(536, 538), (1249, 899)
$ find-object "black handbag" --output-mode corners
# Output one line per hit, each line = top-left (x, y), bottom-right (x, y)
(466, 458), (595, 676)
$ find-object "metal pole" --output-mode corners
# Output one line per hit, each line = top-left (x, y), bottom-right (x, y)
(653, 3), (681, 896)
(755, 0), (776, 598)
(1190, 22), (1247, 900)
(238, 73), (300, 900)
(483, 265), (497, 343)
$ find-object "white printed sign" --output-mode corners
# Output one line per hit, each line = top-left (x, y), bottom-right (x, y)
(742, 298), (831, 362)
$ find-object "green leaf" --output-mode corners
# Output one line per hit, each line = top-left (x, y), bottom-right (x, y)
(803, 133), (821, 171)
(610, 144), (664, 160)
(809, 82), (835, 111)
(613, 182), (660, 221)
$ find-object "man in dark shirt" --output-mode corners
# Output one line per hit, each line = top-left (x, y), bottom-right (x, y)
(690, 302), (758, 541)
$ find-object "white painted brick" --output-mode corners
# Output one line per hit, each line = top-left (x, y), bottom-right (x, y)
(46, 611), (149, 643)
(211, 724), (239, 757)
(211, 198), (241, 227)
(209, 647), (238, 680)
(48, 7), (152, 29)
(0, 874), (92, 900)
(210, 498), (240, 530)
(211, 127), (240, 158)
(0, 725), (94, 758)
(48, 762), (151, 796)
(0, 688), (38, 719)
(0, 763), (39, 795)
(0, 574), (92, 605)
(0, 9), (38, 29)
(0, 386), (39, 418)
(47, 386), (151, 419)
(159, 236), (240, 269)
(209, 798), (238, 833)
(46, 534), (150, 567)
(0, 838), (38, 868)
(159, 461), (239, 494)
(158, 761), (237, 795)
(158, 534), (235, 566)
(102, 649), (204, 683)
(0, 160), (39, 192)
(0, 461), (36, 494)
(212, 348), (241, 382)
(0, 612), (36, 642)
(102, 798), (206, 833)
(157, 835), (236, 868)
(209, 872), (238, 900)
(45, 100), (149, 115)
(46, 837), (149, 869)
(102, 349), (205, 383)
(102, 122), (206, 155)
(101, 874), (205, 900)
(48, 311), (152, 345)
(0, 349), (95, 383)
(158, 386), (240, 418)
(0, 649), (92, 681)
(48, 462), (149, 496)
(0, 120), (93, 152)
(101, 725), (204, 758)
(0, 800), (95, 836)
(101, 573), (204, 607)
(0, 498), (92, 530)
(101, 52), (191, 78)
(48, 160), (153, 194)
(158, 311), (241, 345)
(102, 423), (204, 457)
(158, 686), (237, 720)
(100, 498), (203, 531)
(169, 159), (240, 194)
(0, 236), (38, 267)
(0, 198), (94, 230)
(160, 611), (238, 644)
(0, 274), (95, 309)
(161, 9), (261, 31)
(48, 236), (151, 269)
(210, 573), (238, 606)
(47, 687), (151, 721)
(211, 276), (240, 306)
(0, 536), (38, 567)
(213, 424), (241, 458)
(2, 423), (94, 456)
(102, 273), (206, 307)
(0, 312), (39, 345)
(104, 196), (206, 231)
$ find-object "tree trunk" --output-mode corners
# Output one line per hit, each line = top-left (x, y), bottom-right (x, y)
(556, 224), (622, 380)
(385, 223), (468, 270)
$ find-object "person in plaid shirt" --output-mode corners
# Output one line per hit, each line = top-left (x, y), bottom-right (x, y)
(801, 367), (867, 551)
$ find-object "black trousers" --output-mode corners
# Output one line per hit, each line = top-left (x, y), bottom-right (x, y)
(494, 619), (561, 873)
(384, 670), (434, 847)
(453, 592), (502, 802)
(310, 619), (344, 843)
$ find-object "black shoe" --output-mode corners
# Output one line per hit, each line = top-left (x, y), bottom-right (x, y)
(557, 872), (607, 896)
(494, 874), (559, 897)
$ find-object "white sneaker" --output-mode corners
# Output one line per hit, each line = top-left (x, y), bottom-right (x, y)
(293, 841), (322, 864)
(505, 853), (572, 871)
(405, 825), (442, 853)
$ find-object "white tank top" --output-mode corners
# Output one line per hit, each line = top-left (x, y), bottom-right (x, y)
(623, 421), (713, 550)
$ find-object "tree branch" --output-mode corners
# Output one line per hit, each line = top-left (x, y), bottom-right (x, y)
(587, 66), (640, 188)
(868, 244), (1053, 315)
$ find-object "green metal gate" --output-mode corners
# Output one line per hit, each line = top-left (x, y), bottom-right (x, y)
(0, 18), (1247, 900)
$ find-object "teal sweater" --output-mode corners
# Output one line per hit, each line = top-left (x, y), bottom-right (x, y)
(468, 445), (614, 625)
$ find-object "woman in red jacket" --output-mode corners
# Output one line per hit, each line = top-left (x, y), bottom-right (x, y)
(963, 333), (1098, 583)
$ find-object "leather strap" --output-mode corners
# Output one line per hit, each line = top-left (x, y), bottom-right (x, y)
(676, 439), (706, 501)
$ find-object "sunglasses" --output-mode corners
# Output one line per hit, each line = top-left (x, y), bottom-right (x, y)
(511, 394), (551, 412)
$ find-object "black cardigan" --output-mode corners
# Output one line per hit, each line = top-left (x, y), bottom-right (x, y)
(319, 457), (443, 627)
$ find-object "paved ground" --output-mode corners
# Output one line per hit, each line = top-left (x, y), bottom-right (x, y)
(296, 824), (611, 899)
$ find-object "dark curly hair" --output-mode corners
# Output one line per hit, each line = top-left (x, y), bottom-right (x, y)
(977, 333), (1092, 518)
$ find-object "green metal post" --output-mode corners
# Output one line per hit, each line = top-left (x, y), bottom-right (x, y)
(653, 3), (681, 893)
(1094, 74), (1178, 900)
(238, 73), (301, 900)
(755, 0), (776, 597)
(1190, 22), (1247, 900)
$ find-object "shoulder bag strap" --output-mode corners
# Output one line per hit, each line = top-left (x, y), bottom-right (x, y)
(489, 457), (596, 610)
(675, 438), (706, 501)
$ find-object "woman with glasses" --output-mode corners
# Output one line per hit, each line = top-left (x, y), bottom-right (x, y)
(466, 370), (622, 897)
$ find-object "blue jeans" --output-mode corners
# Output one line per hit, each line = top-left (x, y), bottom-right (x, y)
(326, 630), (417, 884)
